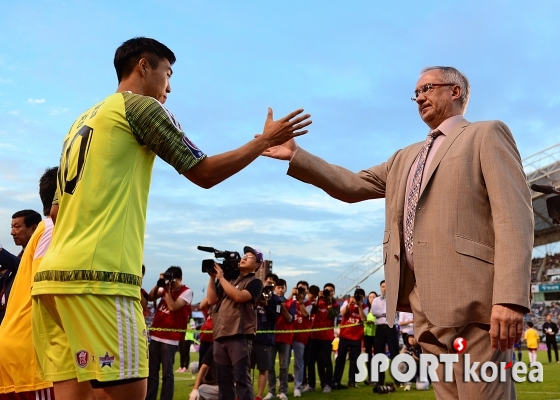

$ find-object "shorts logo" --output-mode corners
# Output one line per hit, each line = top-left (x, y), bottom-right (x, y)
(99, 351), (116, 368)
(75, 350), (89, 368)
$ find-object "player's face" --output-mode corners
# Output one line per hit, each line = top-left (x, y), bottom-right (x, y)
(11, 217), (35, 247)
(368, 292), (376, 304)
(144, 58), (172, 104)
(380, 282), (386, 296)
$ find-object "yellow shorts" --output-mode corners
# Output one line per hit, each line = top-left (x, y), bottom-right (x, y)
(32, 294), (148, 383)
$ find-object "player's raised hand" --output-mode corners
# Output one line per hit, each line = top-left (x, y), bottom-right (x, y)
(261, 108), (311, 147)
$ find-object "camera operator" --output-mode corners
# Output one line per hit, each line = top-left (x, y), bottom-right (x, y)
(333, 287), (367, 389)
(251, 273), (280, 400)
(147, 266), (193, 400)
(309, 283), (340, 394)
(207, 246), (264, 400)
(290, 281), (312, 397)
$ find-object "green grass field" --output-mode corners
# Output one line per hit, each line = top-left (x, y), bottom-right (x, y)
(160, 350), (560, 400)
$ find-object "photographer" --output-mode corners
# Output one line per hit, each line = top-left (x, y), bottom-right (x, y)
(333, 287), (367, 389)
(308, 283), (340, 394)
(290, 281), (312, 397)
(400, 335), (422, 391)
(252, 273), (280, 400)
(147, 266), (193, 400)
(265, 279), (296, 400)
(207, 246), (264, 400)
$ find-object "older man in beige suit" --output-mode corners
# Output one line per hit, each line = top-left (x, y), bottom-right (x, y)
(263, 66), (533, 399)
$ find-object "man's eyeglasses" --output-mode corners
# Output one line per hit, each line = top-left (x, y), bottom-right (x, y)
(411, 83), (455, 101)
(242, 254), (255, 260)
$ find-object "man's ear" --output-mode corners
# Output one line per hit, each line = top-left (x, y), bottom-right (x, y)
(138, 58), (149, 77)
(451, 84), (462, 101)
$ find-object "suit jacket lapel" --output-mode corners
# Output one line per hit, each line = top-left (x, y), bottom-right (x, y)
(419, 118), (470, 197)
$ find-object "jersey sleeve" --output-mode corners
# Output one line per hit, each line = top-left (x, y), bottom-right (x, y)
(123, 92), (207, 174)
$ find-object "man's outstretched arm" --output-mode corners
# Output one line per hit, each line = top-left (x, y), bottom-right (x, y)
(184, 108), (311, 188)
(262, 137), (390, 203)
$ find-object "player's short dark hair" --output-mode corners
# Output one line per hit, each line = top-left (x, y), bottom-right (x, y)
(380, 280), (386, 286)
(324, 283), (335, 291)
(308, 285), (320, 296)
(527, 321), (534, 328)
(12, 209), (42, 227)
(166, 265), (182, 280)
(265, 273), (278, 284)
(114, 37), (176, 82)
(39, 167), (58, 216)
(277, 279), (287, 288)
(296, 280), (309, 288)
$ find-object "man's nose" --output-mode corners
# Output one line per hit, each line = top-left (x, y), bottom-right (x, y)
(415, 93), (427, 105)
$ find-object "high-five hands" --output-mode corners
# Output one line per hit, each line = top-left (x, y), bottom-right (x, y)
(261, 108), (311, 146)
(256, 108), (310, 160)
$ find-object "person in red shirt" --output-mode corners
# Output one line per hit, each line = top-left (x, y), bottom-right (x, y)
(147, 266), (192, 400)
(290, 281), (312, 398)
(264, 279), (295, 400)
(308, 283), (340, 394)
(332, 287), (367, 389)
(198, 297), (214, 365)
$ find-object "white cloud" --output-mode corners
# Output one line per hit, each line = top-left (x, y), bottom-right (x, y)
(0, 78), (12, 84)
(8, 110), (19, 115)
(27, 98), (45, 104)
(49, 107), (69, 116)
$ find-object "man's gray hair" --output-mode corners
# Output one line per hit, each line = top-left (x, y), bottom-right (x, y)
(421, 66), (470, 114)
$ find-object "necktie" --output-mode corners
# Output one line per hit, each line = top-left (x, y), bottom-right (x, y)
(404, 129), (442, 255)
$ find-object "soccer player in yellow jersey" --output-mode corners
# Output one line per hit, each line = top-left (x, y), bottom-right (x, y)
(31, 37), (311, 400)
(0, 167), (57, 400)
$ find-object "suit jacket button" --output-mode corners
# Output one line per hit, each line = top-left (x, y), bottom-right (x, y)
(394, 255), (399, 261)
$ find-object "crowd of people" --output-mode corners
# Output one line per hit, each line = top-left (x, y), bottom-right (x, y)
(137, 265), (424, 400)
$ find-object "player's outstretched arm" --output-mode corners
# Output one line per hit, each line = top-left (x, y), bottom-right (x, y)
(183, 108), (311, 188)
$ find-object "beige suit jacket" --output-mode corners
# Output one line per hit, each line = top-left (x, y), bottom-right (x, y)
(288, 119), (533, 328)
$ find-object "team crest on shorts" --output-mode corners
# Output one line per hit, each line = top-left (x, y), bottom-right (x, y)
(75, 350), (89, 368)
(99, 351), (116, 368)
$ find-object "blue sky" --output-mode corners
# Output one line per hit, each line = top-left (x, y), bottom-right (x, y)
(1, 1), (559, 301)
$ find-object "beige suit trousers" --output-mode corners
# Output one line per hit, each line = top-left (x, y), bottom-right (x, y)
(409, 286), (516, 400)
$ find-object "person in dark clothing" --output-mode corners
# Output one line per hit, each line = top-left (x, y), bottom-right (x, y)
(542, 313), (559, 363)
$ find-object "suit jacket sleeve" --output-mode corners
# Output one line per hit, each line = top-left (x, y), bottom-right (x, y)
(479, 121), (533, 312)
(287, 147), (394, 203)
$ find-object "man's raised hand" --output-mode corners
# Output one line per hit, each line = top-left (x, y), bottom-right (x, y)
(261, 108), (311, 148)
(260, 138), (298, 161)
